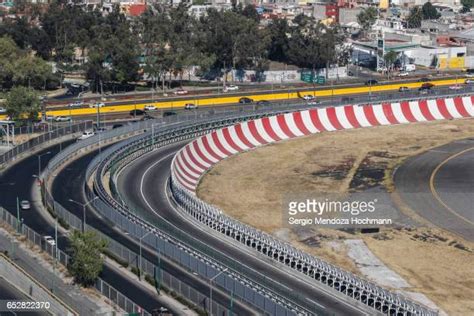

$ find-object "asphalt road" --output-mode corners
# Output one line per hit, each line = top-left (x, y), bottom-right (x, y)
(117, 141), (368, 316)
(0, 142), (180, 314)
(394, 138), (474, 242)
(0, 277), (47, 316)
(51, 145), (253, 314)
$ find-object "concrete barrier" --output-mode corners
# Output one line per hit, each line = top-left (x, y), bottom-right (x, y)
(172, 96), (474, 191)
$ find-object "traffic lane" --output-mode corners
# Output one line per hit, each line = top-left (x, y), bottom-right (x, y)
(46, 73), (464, 108)
(394, 139), (474, 242)
(432, 145), (474, 228)
(51, 145), (253, 315)
(119, 144), (365, 316)
(0, 277), (49, 316)
(44, 83), (474, 120)
(0, 140), (75, 236)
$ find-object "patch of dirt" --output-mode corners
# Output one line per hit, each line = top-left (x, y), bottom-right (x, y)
(197, 118), (474, 315)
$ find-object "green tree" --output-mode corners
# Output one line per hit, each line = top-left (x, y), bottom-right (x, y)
(357, 7), (378, 36)
(406, 7), (423, 28)
(266, 19), (291, 63)
(68, 230), (108, 287)
(383, 51), (398, 77)
(461, 0), (474, 11)
(0, 37), (20, 89)
(421, 2), (441, 19)
(13, 56), (53, 89)
(5, 86), (40, 120)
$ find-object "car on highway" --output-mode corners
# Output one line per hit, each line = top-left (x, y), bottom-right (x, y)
(398, 86), (409, 92)
(419, 77), (431, 82)
(256, 100), (270, 106)
(89, 102), (105, 108)
(144, 105), (157, 111)
(43, 236), (56, 246)
(130, 109), (146, 116)
(0, 107), (6, 114)
(301, 94), (315, 100)
(365, 79), (378, 85)
(465, 79), (474, 84)
(449, 85), (463, 90)
(78, 130), (95, 140)
(307, 100), (321, 106)
(239, 97), (253, 104)
(184, 103), (198, 110)
(112, 124), (124, 129)
(223, 85), (239, 92)
(20, 200), (30, 210)
(397, 72), (409, 77)
(419, 83), (434, 90)
(55, 116), (71, 122)
(174, 89), (188, 95)
(68, 101), (84, 107)
(141, 115), (154, 121)
(45, 115), (55, 121)
(163, 111), (177, 117)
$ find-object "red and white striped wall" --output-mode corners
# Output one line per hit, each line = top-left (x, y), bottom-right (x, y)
(172, 96), (474, 192)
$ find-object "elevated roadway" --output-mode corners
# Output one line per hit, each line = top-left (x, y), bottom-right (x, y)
(116, 140), (369, 315)
(0, 77), (464, 121)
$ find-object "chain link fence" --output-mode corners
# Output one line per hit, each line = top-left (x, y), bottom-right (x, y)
(0, 206), (148, 315)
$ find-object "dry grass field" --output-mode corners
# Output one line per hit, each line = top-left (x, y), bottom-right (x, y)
(198, 118), (474, 315)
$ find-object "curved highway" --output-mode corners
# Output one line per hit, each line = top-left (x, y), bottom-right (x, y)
(50, 145), (253, 314)
(117, 141), (368, 315)
(394, 138), (474, 242)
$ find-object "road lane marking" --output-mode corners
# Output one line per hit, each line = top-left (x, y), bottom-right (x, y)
(429, 146), (474, 226)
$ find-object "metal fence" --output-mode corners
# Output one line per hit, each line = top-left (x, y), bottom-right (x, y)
(0, 206), (148, 315)
(0, 121), (93, 166)
(39, 93), (467, 316)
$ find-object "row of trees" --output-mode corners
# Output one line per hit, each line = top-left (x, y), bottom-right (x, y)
(1, 3), (349, 92)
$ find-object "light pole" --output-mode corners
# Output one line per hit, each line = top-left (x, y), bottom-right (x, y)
(139, 230), (153, 281)
(68, 197), (98, 232)
(209, 267), (228, 316)
(36, 151), (51, 177)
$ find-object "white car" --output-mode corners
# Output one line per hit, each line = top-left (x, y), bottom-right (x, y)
(302, 95), (315, 100)
(449, 85), (463, 90)
(398, 72), (409, 77)
(45, 115), (55, 121)
(43, 236), (56, 246)
(144, 105), (157, 111)
(0, 107), (6, 114)
(78, 131), (95, 140)
(20, 200), (31, 210)
(184, 103), (198, 110)
(68, 101), (84, 107)
(89, 102), (105, 108)
(174, 89), (188, 95)
(465, 79), (474, 84)
(223, 85), (239, 92)
(55, 116), (71, 122)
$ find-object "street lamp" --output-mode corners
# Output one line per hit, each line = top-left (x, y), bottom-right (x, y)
(68, 197), (98, 232)
(209, 267), (228, 316)
(36, 151), (51, 177)
(139, 230), (153, 281)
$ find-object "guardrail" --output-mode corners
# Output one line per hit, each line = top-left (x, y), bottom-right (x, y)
(42, 102), (321, 315)
(95, 95), (464, 315)
(42, 92), (467, 315)
(0, 207), (146, 315)
(0, 121), (92, 167)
